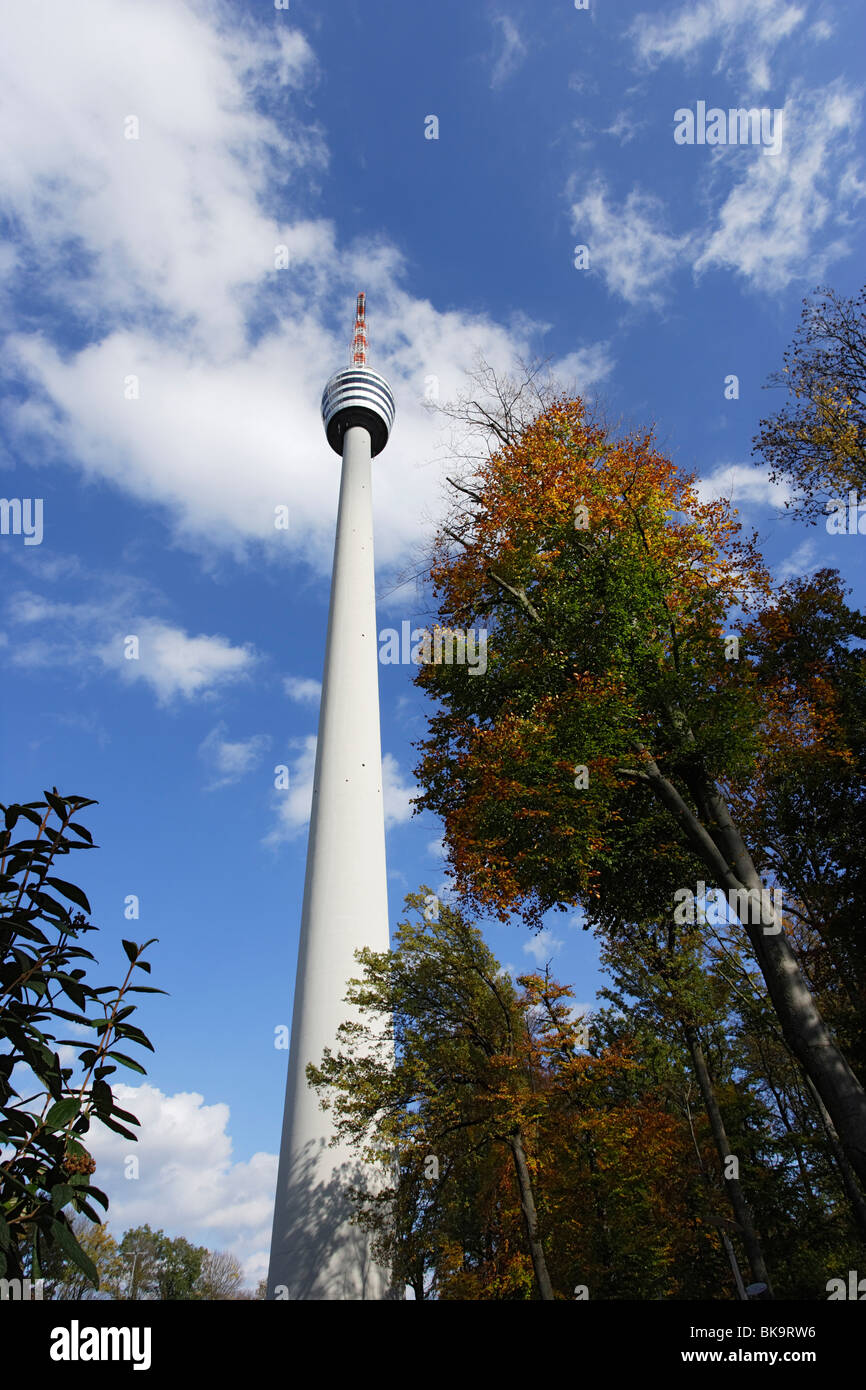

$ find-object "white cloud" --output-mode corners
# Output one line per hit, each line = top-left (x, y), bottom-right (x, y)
(629, 0), (807, 91)
(264, 735), (318, 844)
(4, 587), (257, 703)
(522, 927), (565, 965)
(693, 462), (791, 510)
(0, 3), (602, 582)
(776, 538), (819, 582)
(0, 1), (323, 351)
(199, 723), (270, 790)
(570, 179), (693, 308)
(552, 343), (615, 394)
(693, 83), (864, 292)
(382, 752), (417, 827)
(283, 676), (322, 705)
(490, 15), (527, 89)
(571, 82), (862, 307)
(87, 1083), (276, 1288)
(603, 111), (646, 145)
(100, 620), (257, 704)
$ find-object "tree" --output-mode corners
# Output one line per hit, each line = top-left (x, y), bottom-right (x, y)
(0, 791), (162, 1288)
(752, 283), (866, 523)
(196, 1249), (243, 1300)
(739, 569), (866, 1080)
(308, 890), (556, 1299)
(412, 390), (866, 1189)
(595, 918), (773, 1296)
(38, 1214), (123, 1299)
(115, 1224), (207, 1300)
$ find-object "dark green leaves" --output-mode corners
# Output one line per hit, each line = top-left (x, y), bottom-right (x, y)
(0, 791), (159, 1282)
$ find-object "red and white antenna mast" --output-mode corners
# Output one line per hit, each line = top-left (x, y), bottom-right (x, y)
(351, 291), (368, 366)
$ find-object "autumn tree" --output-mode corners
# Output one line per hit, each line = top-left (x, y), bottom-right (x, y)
(37, 1213), (123, 1299)
(308, 890), (556, 1299)
(738, 568), (866, 1078)
(594, 918), (773, 1295)
(752, 283), (866, 523)
(412, 389), (866, 1189)
(196, 1248), (244, 1300)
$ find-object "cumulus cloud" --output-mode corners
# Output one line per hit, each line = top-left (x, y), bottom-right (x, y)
(199, 722), (270, 790)
(4, 586), (257, 703)
(283, 676), (322, 705)
(103, 620), (257, 704)
(87, 1083), (276, 1287)
(693, 462), (791, 510)
(0, 2), (606, 582)
(523, 927), (565, 965)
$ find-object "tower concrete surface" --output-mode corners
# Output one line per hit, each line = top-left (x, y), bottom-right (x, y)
(267, 296), (397, 1300)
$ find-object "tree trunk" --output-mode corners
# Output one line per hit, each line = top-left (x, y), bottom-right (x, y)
(684, 1024), (773, 1296)
(506, 1130), (555, 1300)
(632, 747), (866, 1191)
(802, 1071), (866, 1245)
(720, 1230), (747, 1301)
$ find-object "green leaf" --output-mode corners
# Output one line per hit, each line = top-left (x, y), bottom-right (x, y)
(107, 1051), (148, 1075)
(121, 939), (138, 963)
(45, 1097), (81, 1128)
(51, 1183), (77, 1211)
(95, 1113), (138, 1141)
(43, 790), (68, 821)
(44, 878), (92, 914)
(68, 822), (94, 844)
(52, 1218), (99, 1288)
(113, 1023), (154, 1052)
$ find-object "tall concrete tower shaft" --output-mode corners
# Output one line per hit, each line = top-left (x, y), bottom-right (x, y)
(267, 297), (396, 1300)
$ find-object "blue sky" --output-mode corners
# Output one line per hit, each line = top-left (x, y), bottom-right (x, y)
(1, 0), (864, 1287)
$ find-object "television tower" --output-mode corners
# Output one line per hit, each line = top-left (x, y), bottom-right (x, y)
(267, 295), (396, 1300)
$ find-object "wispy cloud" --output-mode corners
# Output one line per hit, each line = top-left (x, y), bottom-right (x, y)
(693, 82), (864, 292)
(569, 179), (693, 308)
(199, 723), (270, 791)
(776, 538), (819, 582)
(5, 588), (257, 703)
(629, 0), (808, 92)
(569, 81), (863, 307)
(489, 14), (527, 89)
